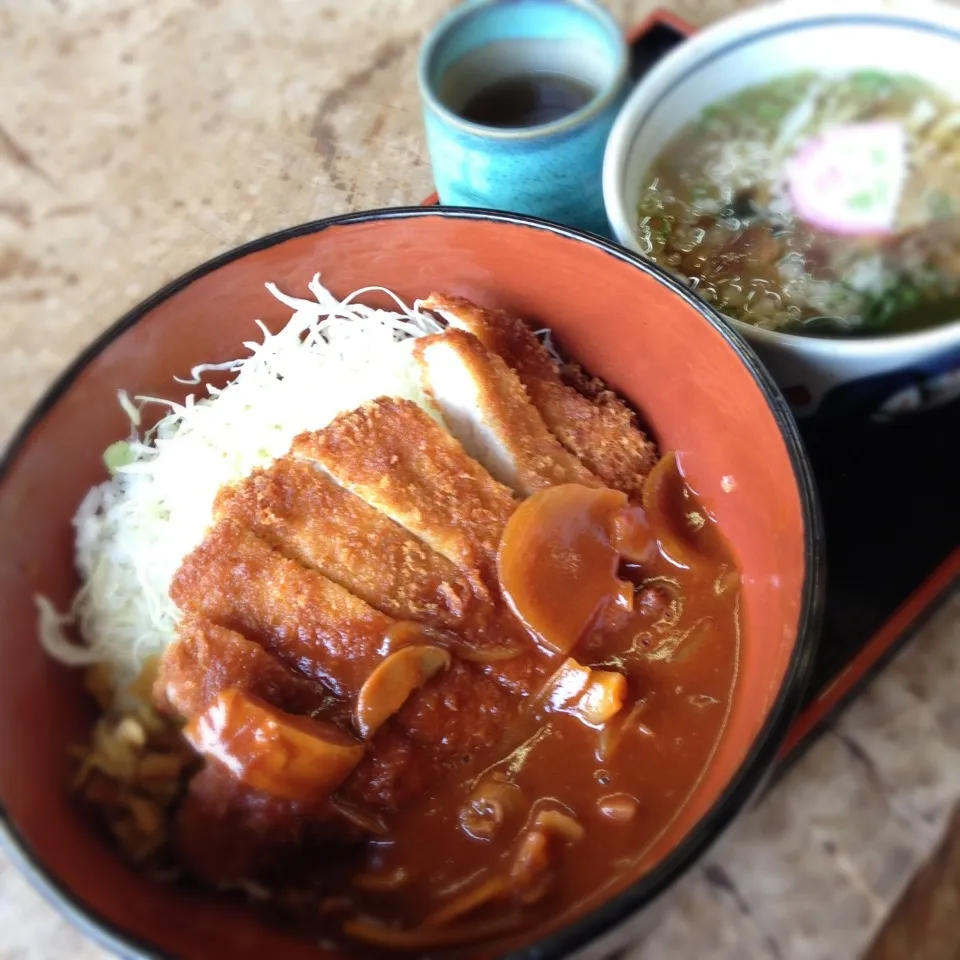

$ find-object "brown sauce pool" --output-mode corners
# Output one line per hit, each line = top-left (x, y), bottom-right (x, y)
(277, 463), (741, 953)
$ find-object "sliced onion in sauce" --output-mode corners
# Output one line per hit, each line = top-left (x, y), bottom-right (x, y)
(597, 793), (638, 823)
(533, 807), (585, 842)
(447, 639), (527, 663)
(507, 823), (560, 907)
(597, 698), (651, 762)
(421, 874), (511, 929)
(647, 616), (714, 664)
(352, 866), (410, 893)
(329, 796), (389, 836)
(343, 913), (522, 950)
(642, 451), (704, 569)
(509, 829), (551, 894)
(671, 616), (715, 663)
(385, 619), (526, 664)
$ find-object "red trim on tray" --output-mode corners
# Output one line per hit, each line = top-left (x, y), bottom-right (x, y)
(628, 8), (696, 42)
(781, 547), (960, 757)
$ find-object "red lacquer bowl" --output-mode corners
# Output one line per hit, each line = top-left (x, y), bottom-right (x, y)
(0, 208), (821, 959)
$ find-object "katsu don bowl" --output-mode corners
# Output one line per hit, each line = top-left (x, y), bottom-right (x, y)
(0, 208), (820, 959)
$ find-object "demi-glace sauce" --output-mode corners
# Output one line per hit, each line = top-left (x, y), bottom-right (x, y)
(290, 457), (740, 954)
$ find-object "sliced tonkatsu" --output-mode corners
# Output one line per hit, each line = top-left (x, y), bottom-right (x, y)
(423, 293), (658, 499)
(413, 328), (602, 496)
(292, 398), (516, 586)
(166, 521), (530, 765)
(156, 616), (334, 719)
(214, 456), (486, 632)
(171, 519), (390, 697)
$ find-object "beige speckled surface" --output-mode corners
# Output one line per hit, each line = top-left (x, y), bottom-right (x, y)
(1, 1), (958, 958)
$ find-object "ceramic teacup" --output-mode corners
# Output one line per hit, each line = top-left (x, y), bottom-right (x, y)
(418, 0), (628, 236)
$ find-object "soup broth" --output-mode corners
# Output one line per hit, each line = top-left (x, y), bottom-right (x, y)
(636, 71), (960, 335)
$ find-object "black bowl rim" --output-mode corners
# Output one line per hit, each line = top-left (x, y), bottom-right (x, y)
(0, 205), (824, 960)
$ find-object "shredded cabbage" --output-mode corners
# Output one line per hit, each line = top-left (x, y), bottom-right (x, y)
(37, 275), (443, 690)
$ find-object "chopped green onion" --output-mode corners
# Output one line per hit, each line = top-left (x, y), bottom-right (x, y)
(103, 441), (134, 475)
(928, 189), (952, 220)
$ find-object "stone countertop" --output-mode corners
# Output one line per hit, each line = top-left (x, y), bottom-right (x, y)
(0, 1), (958, 957)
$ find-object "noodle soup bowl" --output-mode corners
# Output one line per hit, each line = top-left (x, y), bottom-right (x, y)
(0, 208), (820, 959)
(604, 0), (960, 421)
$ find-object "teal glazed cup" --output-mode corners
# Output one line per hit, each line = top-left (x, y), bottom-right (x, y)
(418, 0), (628, 236)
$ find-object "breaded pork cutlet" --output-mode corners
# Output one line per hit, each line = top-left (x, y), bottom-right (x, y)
(292, 398), (516, 586)
(176, 761), (318, 884)
(168, 522), (521, 758)
(159, 617), (516, 786)
(214, 456), (488, 632)
(156, 616), (333, 719)
(171, 519), (390, 698)
(423, 294), (658, 499)
(414, 329), (602, 497)
(177, 720), (453, 883)
(171, 650), (517, 883)
(160, 623), (514, 797)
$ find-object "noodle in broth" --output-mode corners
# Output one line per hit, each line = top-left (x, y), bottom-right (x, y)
(636, 70), (960, 335)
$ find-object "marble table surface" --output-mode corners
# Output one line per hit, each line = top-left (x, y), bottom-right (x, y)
(1, 1), (958, 957)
